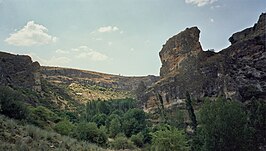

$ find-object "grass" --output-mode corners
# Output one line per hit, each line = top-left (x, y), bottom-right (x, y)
(0, 115), (105, 151)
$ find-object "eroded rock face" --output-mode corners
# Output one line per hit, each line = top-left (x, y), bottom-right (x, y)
(0, 52), (41, 91)
(159, 27), (202, 77)
(144, 13), (266, 111)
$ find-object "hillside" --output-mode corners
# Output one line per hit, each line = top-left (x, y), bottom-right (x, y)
(41, 66), (158, 103)
(0, 115), (104, 151)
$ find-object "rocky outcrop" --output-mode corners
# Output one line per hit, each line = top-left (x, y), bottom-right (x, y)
(144, 13), (266, 111)
(0, 52), (41, 91)
(159, 27), (202, 77)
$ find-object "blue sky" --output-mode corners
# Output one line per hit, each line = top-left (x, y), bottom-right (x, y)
(0, 0), (265, 76)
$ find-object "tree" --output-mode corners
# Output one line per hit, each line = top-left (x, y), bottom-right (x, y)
(122, 108), (146, 137)
(195, 98), (252, 151)
(156, 93), (166, 123)
(109, 117), (121, 138)
(246, 99), (266, 149)
(185, 92), (197, 131)
(96, 101), (110, 115)
(86, 101), (97, 121)
(151, 126), (189, 151)
(92, 113), (107, 127)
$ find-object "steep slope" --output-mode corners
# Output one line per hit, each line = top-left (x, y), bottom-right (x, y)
(143, 13), (266, 111)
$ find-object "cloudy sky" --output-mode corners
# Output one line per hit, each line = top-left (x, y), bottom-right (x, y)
(0, 0), (265, 76)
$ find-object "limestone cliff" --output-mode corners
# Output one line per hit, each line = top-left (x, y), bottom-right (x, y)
(144, 13), (266, 111)
(0, 51), (41, 91)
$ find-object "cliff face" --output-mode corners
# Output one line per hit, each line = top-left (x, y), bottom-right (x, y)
(0, 52), (41, 91)
(144, 13), (266, 111)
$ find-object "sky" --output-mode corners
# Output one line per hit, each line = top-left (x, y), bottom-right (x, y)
(0, 0), (265, 76)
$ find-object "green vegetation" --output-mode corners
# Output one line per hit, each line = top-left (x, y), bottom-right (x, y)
(110, 134), (136, 150)
(185, 92), (197, 130)
(130, 132), (144, 147)
(0, 86), (28, 120)
(0, 84), (265, 150)
(54, 119), (75, 136)
(0, 115), (104, 151)
(151, 127), (189, 151)
(193, 98), (255, 151)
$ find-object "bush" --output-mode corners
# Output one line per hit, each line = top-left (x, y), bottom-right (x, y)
(0, 86), (28, 120)
(130, 132), (144, 147)
(54, 119), (74, 136)
(151, 126), (189, 151)
(75, 122), (107, 146)
(110, 135), (136, 150)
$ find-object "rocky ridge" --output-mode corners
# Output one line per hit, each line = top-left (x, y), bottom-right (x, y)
(143, 13), (266, 111)
(41, 66), (158, 92)
(0, 51), (41, 92)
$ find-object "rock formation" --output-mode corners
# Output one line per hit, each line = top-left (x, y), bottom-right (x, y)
(144, 13), (266, 111)
(0, 51), (41, 91)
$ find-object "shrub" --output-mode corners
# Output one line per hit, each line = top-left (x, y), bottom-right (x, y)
(110, 135), (136, 150)
(0, 86), (28, 120)
(151, 126), (189, 151)
(54, 119), (74, 136)
(130, 132), (144, 147)
(75, 122), (107, 146)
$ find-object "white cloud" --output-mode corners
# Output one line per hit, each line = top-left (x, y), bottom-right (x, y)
(92, 37), (103, 41)
(108, 41), (113, 46)
(72, 46), (108, 61)
(56, 49), (69, 54)
(98, 26), (119, 33)
(210, 18), (214, 22)
(211, 5), (221, 9)
(5, 21), (57, 46)
(185, 0), (217, 7)
(29, 53), (71, 66)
